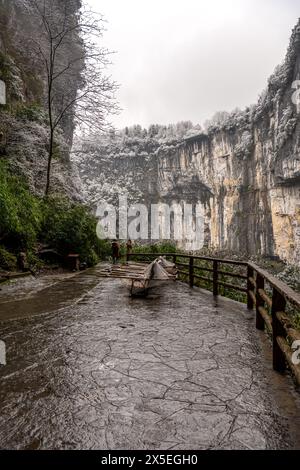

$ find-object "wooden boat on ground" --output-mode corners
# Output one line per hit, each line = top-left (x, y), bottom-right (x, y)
(100, 257), (177, 297)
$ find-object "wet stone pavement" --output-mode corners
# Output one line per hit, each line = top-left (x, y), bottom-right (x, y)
(0, 265), (300, 450)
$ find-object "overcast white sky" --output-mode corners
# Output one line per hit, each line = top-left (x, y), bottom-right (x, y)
(88, 0), (299, 129)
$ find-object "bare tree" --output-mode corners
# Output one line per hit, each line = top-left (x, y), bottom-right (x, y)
(24, 0), (118, 195)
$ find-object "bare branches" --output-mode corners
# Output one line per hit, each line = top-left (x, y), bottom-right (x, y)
(23, 0), (119, 194)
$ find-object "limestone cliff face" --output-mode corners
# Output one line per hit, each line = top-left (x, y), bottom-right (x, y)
(0, 0), (82, 199)
(78, 21), (300, 264)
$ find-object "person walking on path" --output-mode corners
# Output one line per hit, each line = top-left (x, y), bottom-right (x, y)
(126, 239), (133, 263)
(111, 240), (120, 265)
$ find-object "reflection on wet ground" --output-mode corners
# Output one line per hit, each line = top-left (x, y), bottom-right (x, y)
(0, 271), (101, 321)
(0, 265), (300, 449)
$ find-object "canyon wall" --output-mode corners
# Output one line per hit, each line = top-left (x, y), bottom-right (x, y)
(78, 21), (300, 264)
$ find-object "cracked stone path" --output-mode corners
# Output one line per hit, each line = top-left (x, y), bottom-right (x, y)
(0, 265), (300, 450)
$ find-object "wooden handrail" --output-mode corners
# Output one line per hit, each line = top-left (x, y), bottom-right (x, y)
(128, 252), (300, 385)
(128, 253), (300, 308)
(130, 252), (248, 265)
(248, 262), (300, 308)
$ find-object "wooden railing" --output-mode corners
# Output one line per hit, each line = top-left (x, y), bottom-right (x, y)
(247, 262), (300, 383)
(128, 253), (300, 385)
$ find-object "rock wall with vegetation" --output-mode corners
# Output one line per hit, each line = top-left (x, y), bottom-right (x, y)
(0, 1), (109, 271)
(77, 21), (300, 265)
(0, 0), (82, 198)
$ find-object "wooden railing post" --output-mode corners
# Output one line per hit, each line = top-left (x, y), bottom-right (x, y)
(189, 257), (194, 288)
(173, 254), (177, 265)
(256, 273), (265, 330)
(213, 260), (218, 296)
(271, 288), (286, 372)
(247, 265), (254, 310)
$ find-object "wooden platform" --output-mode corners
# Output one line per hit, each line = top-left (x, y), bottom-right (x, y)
(97, 262), (150, 280)
(97, 260), (177, 297)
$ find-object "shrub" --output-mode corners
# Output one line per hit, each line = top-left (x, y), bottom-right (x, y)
(41, 196), (101, 267)
(26, 251), (45, 271)
(15, 104), (46, 123)
(0, 162), (106, 268)
(277, 265), (300, 292)
(129, 241), (177, 263)
(0, 246), (17, 271)
(96, 239), (112, 261)
(132, 241), (177, 255)
(0, 161), (42, 251)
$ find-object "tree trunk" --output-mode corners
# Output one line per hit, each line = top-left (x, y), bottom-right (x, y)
(45, 129), (54, 196)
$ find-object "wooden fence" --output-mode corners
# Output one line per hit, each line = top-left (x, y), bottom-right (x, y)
(128, 252), (300, 385)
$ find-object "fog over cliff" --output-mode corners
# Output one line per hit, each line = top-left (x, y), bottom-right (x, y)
(88, 0), (300, 128)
